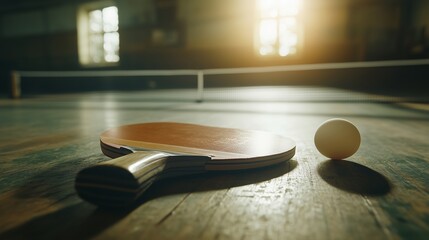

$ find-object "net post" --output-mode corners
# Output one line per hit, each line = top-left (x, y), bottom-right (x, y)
(10, 71), (21, 99)
(197, 71), (204, 102)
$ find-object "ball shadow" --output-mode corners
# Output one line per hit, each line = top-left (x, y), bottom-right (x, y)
(317, 160), (391, 196)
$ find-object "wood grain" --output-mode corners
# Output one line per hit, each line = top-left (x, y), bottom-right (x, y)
(0, 88), (428, 239)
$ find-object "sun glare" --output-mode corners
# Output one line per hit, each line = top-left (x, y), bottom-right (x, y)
(257, 0), (302, 56)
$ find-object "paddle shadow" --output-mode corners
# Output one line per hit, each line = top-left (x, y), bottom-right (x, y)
(129, 159), (297, 208)
(317, 160), (391, 196)
(1, 160), (297, 239)
(0, 202), (129, 240)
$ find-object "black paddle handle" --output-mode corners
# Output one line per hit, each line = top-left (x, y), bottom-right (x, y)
(75, 152), (208, 207)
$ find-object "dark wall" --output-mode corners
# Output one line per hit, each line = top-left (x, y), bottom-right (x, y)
(1, 0), (429, 95)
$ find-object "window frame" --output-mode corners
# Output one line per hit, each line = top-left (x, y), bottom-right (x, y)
(255, 0), (304, 58)
(77, 1), (120, 67)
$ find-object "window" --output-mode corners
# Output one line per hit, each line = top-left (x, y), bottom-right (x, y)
(78, 2), (119, 66)
(256, 0), (302, 57)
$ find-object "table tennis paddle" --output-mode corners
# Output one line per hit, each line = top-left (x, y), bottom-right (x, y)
(75, 122), (295, 207)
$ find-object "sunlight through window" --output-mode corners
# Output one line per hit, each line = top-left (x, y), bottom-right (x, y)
(89, 6), (119, 63)
(78, 4), (119, 66)
(257, 0), (302, 57)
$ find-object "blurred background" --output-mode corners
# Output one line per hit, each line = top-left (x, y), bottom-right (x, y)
(0, 0), (428, 96)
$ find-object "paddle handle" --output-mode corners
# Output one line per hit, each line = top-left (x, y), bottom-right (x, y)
(101, 151), (171, 178)
(75, 152), (209, 207)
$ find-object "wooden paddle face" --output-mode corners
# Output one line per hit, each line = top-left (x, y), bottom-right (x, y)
(100, 122), (295, 161)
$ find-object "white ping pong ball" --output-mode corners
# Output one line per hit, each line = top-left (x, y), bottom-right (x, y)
(314, 118), (361, 160)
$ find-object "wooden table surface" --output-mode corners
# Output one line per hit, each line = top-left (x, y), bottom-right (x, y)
(1, 87), (428, 240)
